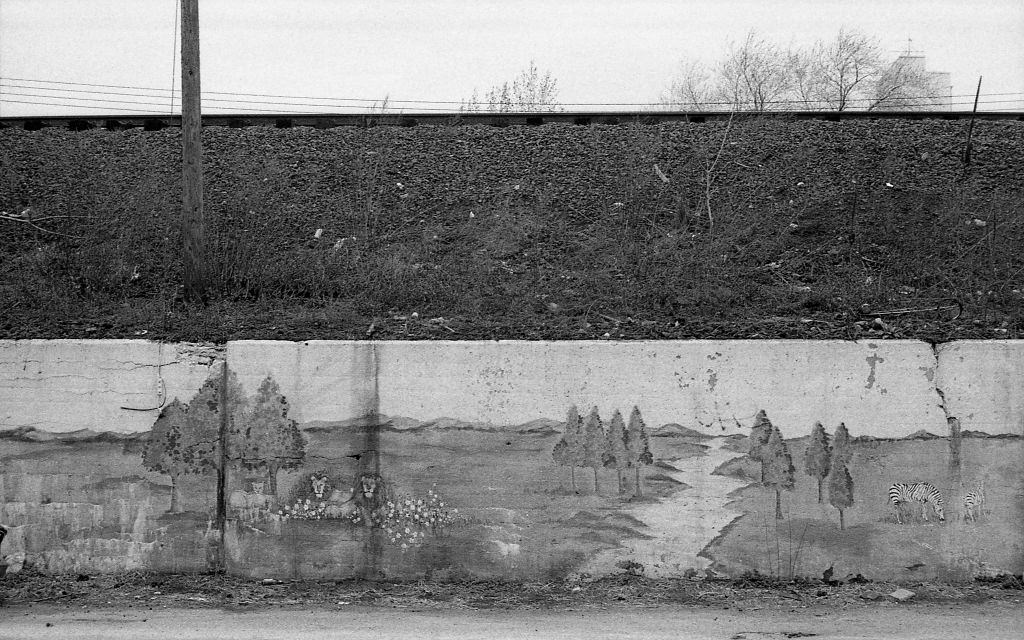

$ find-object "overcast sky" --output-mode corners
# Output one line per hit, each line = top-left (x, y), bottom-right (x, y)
(1, 0), (1022, 116)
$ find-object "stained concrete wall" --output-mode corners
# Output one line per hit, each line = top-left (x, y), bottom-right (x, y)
(1, 340), (1021, 580)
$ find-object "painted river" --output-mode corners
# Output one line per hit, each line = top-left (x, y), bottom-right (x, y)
(581, 437), (751, 578)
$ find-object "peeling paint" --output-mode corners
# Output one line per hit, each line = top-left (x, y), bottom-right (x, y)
(865, 353), (885, 389)
(2, 339), (1022, 581)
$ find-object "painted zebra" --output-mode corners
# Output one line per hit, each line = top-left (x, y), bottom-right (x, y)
(888, 482), (945, 524)
(962, 482), (986, 523)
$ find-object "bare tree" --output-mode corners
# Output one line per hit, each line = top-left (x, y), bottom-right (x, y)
(810, 28), (884, 111)
(661, 60), (716, 110)
(463, 60), (560, 112)
(716, 31), (790, 111)
(661, 29), (948, 112)
(785, 46), (824, 110)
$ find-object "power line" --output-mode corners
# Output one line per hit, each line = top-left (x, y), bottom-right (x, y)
(0, 99), (158, 114)
(3, 76), (1022, 109)
(3, 87), (1019, 113)
(169, 0), (180, 114)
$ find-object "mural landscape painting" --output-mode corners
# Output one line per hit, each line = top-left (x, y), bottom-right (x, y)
(3, 361), (1021, 581)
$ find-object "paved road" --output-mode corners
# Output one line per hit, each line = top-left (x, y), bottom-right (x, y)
(0, 602), (1019, 639)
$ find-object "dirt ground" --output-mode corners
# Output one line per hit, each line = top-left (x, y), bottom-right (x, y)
(2, 569), (1021, 611)
(1, 600), (1022, 640)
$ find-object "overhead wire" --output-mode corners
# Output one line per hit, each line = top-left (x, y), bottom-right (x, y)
(2, 86), (1020, 116)
(169, 0), (180, 114)
(3, 76), (1023, 110)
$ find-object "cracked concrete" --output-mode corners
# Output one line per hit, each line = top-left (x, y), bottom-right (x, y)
(0, 341), (222, 434)
(2, 340), (1021, 439)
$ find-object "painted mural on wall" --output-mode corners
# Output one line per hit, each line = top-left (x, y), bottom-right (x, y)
(2, 341), (1022, 580)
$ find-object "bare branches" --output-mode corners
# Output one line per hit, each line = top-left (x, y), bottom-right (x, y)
(661, 28), (948, 112)
(814, 28), (884, 111)
(704, 110), (735, 230)
(0, 207), (87, 239)
(661, 61), (715, 110)
(463, 60), (561, 112)
(717, 32), (790, 112)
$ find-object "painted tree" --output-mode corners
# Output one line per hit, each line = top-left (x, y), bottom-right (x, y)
(143, 373), (223, 513)
(552, 405), (584, 493)
(625, 406), (654, 497)
(832, 422), (853, 467)
(602, 409), (630, 494)
(763, 423), (796, 520)
(828, 464), (854, 530)
(227, 375), (305, 495)
(804, 422), (832, 503)
(748, 409), (773, 482)
(581, 406), (606, 493)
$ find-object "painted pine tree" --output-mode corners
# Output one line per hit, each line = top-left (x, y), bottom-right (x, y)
(828, 465), (854, 530)
(582, 406), (606, 493)
(143, 372), (223, 513)
(625, 406), (654, 497)
(227, 375), (305, 495)
(763, 423), (796, 520)
(602, 409), (629, 494)
(552, 405), (584, 493)
(748, 409), (773, 483)
(804, 421), (832, 503)
(832, 422), (853, 467)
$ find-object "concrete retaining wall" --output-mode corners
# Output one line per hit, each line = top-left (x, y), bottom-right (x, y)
(1, 340), (1021, 580)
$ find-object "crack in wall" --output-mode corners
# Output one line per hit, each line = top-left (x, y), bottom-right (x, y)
(930, 343), (962, 482)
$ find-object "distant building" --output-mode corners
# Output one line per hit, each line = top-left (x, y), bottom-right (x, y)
(874, 49), (952, 111)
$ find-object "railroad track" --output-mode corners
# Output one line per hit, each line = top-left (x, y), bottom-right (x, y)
(1, 110), (1022, 131)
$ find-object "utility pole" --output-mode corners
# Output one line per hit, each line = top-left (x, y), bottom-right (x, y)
(181, 0), (206, 302)
(963, 76), (982, 166)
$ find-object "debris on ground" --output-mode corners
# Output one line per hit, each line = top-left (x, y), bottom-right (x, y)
(888, 588), (916, 602)
(0, 568), (1020, 611)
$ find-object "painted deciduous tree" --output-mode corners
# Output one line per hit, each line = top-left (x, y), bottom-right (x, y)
(227, 375), (305, 495)
(602, 409), (629, 494)
(828, 464), (854, 530)
(763, 423), (796, 520)
(804, 421), (832, 503)
(552, 404), (585, 493)
(143, 373), (223, 513)
(748, 409), (773, 482)
(625, 406), (654, 497)
(582, 406), (606, 493)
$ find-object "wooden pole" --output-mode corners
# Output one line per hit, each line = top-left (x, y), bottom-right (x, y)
(181, 0), (206, 302)
(963, 76), (982, 166)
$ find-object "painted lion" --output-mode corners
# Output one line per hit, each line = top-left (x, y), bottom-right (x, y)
(350, 472), (390, 528)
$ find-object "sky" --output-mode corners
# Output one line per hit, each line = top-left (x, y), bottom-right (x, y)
(1, 0), (1022, 117)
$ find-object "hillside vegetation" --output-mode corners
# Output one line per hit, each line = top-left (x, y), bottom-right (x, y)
(1, 118), (1022, 341)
